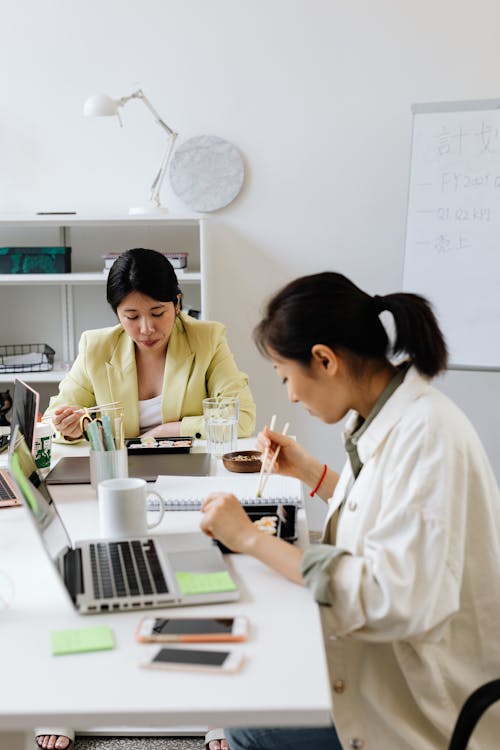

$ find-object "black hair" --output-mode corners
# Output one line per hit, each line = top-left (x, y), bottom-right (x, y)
(253, 272), (448, 377)
(106, 248), (182, 313)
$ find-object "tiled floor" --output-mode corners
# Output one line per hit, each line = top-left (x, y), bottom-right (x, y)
(75, 738), (202, 750)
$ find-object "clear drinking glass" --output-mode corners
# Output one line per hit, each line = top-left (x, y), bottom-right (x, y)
(202, 397), (240, 459)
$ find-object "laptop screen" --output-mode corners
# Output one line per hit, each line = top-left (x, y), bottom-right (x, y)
(8, 426), (71, 563)
(11, 379), (40, 453)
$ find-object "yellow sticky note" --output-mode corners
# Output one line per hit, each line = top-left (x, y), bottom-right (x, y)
(176, 571), (237, 595)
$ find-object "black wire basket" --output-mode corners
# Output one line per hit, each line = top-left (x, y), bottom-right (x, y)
(0, 343), (55, 373)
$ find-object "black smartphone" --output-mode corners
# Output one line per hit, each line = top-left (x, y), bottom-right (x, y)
(141, 646), (244, 673)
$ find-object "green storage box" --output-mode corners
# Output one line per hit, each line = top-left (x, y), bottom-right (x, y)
(0, 246), (71, 274)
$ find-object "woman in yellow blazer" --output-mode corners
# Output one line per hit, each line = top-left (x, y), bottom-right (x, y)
(36, 249), (255, 750)
(45, 247), (255, 442)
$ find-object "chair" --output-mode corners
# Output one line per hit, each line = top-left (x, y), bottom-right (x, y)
(448, 679), (500, 750)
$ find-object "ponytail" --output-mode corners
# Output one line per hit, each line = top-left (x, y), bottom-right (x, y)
(254, 272), (448, 377)
(374, 292), (448, 377)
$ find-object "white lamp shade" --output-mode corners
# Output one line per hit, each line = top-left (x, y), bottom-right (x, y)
(83, 93), (119, 117)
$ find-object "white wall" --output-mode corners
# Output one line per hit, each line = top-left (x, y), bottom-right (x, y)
(2, 0), (500, 528)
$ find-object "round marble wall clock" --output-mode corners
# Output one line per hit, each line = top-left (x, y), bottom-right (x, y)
(169, 135), (245, 212)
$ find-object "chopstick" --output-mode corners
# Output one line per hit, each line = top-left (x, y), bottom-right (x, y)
(256, 414), (276, 497)
(42, 401), (123, 422)
(257, 421), (290, 498)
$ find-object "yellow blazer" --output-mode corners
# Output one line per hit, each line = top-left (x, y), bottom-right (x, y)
(47, 313), (256, 440)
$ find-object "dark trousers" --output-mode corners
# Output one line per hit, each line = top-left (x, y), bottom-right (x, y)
(225, 725), (343, 750)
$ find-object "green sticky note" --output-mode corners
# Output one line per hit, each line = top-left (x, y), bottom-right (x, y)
(51, 625), (115, 656)
(176, 570), (238, 596)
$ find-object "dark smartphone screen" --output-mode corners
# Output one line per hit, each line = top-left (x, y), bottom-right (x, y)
(152, 618), (234, 636)
(152, 647), (230, 666)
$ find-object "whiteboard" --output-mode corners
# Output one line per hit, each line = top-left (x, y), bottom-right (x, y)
(403, 99), (500, 370)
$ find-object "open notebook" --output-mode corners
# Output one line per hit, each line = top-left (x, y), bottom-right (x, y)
(152, 473), (303, 511)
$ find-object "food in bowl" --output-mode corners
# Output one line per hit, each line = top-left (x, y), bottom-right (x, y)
(222, 450), (262, 473)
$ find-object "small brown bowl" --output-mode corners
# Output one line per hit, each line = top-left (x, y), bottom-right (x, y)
(222, 450), (262, 473)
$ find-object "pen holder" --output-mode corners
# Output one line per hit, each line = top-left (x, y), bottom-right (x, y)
(90, 447), (128, 490)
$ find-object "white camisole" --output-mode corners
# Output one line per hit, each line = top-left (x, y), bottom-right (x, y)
(138, 395), (162, 432)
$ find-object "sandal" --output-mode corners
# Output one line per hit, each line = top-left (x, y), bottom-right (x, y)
(205, 728), (228, 750)
(35, 728), (74, 750)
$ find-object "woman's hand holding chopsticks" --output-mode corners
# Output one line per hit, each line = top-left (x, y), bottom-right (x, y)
(255, 426), (305, 479)
(255, 426), (340, 502)
(50, 405), (85, 440)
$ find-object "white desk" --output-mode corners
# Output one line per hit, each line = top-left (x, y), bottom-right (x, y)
(0, 441), (332, 747)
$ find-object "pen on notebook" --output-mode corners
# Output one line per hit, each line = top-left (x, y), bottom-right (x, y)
(256, 414), (276, 498)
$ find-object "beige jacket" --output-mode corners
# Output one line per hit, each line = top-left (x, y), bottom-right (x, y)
(46, 313), (256, 440)
(302, 367), (500, 749)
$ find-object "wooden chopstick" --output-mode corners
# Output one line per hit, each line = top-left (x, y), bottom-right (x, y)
(43, 401), (123, 421)
(257, 421), (290, 498)
(256, 414), (276, 497)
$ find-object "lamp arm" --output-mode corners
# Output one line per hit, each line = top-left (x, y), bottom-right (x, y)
(119, 88), (177, 137)
(150, 131), (178, 207)
(114, 88), (179, 209)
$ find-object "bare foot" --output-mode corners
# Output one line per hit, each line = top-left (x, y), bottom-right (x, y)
(36, 735), (72, 750)
(208, 741), (229, 750)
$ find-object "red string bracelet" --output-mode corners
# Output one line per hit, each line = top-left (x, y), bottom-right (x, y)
(309, 463), (328, 497)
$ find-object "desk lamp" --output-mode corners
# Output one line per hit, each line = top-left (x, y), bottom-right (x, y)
(83, 89), (178, 215)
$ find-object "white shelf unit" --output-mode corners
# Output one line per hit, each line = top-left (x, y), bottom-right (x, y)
(0, 214), (209, 385)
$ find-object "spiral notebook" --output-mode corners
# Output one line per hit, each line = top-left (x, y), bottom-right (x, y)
(151, 474), (303, 511)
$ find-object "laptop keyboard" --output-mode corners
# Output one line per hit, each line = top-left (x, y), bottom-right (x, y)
(89, 539), (169, 600)
(0, 468), (21, 507)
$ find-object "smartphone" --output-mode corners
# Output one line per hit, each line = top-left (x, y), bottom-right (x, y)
(136, 616), (248, 643)
(142, 646), (244, 673)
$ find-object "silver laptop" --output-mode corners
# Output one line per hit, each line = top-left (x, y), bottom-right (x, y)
(45, 452), (211, 484)
(8, 426), (239, 614)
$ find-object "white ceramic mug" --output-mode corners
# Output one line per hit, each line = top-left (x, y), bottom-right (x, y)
(98, 477), (165, 539)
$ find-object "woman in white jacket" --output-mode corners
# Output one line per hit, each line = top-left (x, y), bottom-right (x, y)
(201, 271), (500, 750)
